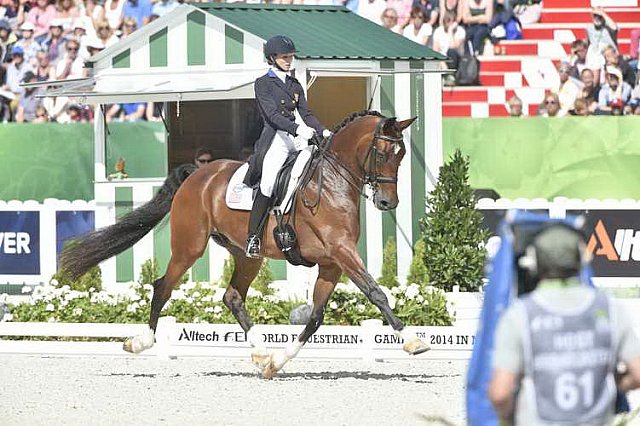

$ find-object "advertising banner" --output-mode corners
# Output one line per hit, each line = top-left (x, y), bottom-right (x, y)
(569, 209), (640, 277)
(0, 211), (40, 274)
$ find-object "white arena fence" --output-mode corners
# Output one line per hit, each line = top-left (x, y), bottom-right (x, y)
(0, 320), (478, 361)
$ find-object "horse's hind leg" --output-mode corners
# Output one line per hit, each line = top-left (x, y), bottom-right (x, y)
(221, 252), (266, 362)
(260, 264), (341, 379)
(123, 215), (208, 354)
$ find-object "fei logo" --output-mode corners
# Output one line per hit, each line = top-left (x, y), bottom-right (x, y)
(586, 220), (640, 262)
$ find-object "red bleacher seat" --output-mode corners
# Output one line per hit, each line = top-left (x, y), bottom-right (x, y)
(442, 2), (640, 117)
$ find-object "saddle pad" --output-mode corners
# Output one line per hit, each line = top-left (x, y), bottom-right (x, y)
(225, 146), (314, 213)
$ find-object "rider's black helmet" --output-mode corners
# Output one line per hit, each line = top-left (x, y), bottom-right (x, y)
(264, 35), (296, 64)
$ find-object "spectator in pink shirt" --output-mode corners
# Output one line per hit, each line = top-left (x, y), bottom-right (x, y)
(27, 0), (57, 39)
(386, 0), (412, 28)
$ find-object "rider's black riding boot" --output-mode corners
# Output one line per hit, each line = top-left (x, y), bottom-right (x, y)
(245, 192), (272, 258)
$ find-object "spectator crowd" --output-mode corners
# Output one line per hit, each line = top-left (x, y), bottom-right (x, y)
(1, 0), (640, 120)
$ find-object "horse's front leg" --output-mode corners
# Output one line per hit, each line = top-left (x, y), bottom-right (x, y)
(336, 246), (430, 355)
(260, 264), (340, 379)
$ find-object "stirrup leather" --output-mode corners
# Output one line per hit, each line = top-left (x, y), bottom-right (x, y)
(245, 234), (261, 258)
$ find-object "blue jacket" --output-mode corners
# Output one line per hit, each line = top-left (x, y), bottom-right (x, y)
(244, 69), (325, 187)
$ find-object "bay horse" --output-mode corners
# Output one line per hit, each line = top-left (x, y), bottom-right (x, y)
(60, 110), (430, 378)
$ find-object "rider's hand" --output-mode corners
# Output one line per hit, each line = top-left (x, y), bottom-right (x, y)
(296, 124), (315, 141)
(322, 129), (332, 138)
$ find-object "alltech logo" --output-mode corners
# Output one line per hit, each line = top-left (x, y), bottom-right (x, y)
(587, 219), (639, 262)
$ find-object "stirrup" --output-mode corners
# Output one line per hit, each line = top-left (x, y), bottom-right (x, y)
(245, 235), (261, 259)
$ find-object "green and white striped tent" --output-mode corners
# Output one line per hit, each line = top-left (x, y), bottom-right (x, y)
(46, 3), (447, 288)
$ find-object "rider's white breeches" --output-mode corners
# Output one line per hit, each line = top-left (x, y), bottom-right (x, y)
(260, 130), (308, 197)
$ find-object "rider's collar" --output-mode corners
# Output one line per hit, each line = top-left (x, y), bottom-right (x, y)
(268, 67), (291, 83)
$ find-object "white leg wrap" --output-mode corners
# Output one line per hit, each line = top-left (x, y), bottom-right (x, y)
(272, 339), (305, 371)
(396, 328), (417, 342)
(247, 327), (266, 351)
(131, 328), (155, 353)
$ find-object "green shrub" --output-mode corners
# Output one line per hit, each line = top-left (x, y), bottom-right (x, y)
(50, 266), (102, 292)
(420, 150), (489, 292)
(407, 239), (429, 286)
(378, 237), (399, 287)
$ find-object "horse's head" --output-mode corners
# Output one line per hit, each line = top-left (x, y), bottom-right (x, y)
(358, 115), (416, 211)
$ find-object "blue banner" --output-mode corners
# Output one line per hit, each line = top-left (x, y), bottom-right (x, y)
(0, 211), (40, 275)
(56, 211), (94, 266)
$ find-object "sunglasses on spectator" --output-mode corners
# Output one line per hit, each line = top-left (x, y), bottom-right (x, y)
(196, 158), (213, 164)
(558, 69), (570, 74)
(67, 46), (79, 51)
(383, 14), (396, 18)
(545, 100), (557, 105)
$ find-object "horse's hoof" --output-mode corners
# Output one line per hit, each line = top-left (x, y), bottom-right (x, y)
(251, 351), (271, 369)
(403, 337), (430, 355)
(123, 338), (135, 353)
(262, 360), (278, 380)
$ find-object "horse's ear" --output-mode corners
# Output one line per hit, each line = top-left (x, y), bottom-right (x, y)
(395, 117), (417, 131)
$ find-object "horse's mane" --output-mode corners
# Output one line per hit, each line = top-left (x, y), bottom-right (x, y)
(331, 110), (384, 134)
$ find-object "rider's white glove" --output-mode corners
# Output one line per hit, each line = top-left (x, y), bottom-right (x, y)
(322, 129), (332, 138)
(296, 124), (315, 141)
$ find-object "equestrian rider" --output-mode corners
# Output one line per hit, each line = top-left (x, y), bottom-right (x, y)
(244, 35), (331, 258)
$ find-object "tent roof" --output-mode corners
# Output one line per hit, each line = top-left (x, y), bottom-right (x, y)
(199, 3), (446, 61)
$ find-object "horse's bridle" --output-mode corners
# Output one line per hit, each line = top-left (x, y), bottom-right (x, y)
(301, 117), (404, 209)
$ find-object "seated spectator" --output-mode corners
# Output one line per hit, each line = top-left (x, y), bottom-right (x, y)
(402, 7), (432, 46)
(462, 0), (493, 55)
(439, 0), (461, 26)
(15, 22), (43, 67)
(120, 16), (136, 39)
(510, 0), (542, 25)
(54, 38), (84, 80)
(64, 103), (91, 122)
(507, 95), (523, 117)
(580, 68), (600, 113)
(602, 45), (635, 87)
(0, 0), (25, 30)
(587, 7), (618, 59)
(432, 10), (465, 70)
(539, 92), (561, 117)
(40, 19), (67, 64)
(386, 0), (413, 28)
(151, 0), (178, 19)
(15, 71), (42, 122)
(380, 7), (401, 33)
(555, 61), (583, 116)
(3, 46), (32, 101)
(55, 0), (80, 35)
(597, 65), (632, 114)
(32, 104), (49, 122)
(572, 97), (590, 116)
(630, 28), (640, 71)
(84, 35), (104, 59)
(94, 18), (118, 48)
(104, 0), (124, 31)
(145, 101), (162, 122)
(34, 49), (54, 81)
(77, 0), (105, 38)
(357, 0), (387, 24)
(105, 102), (145, 122)
(0, 18), (17, 64)
(27, 0), (57, 39)
(569, 39), (601, 84)
(412, 0), (438, 27)
(122, 0), (152, 30)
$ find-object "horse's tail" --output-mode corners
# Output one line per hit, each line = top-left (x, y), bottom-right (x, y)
(60, 164), (198, 279)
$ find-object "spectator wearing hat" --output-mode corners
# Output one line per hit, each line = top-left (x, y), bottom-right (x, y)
(3, 45), (32, 95)
(40, 19), (67, 63)
(586, 7), (618, 62)
(598, 65), (632, 113)
(122, 0), (153, 31)
(27, 0), (57, 39)
(14, 22), (42, 67)
(71, 19), (89, 59)
(0, 18), (18, 63)
(83, 35), (103, 66)
(15, 70), (42, 122)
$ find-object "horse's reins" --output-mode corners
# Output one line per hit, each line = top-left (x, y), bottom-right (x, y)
(300, 118), (404, 211)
